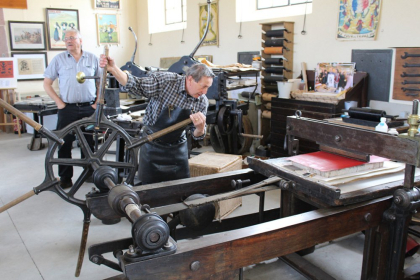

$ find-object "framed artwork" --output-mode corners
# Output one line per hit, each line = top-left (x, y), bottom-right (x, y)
(46, 8), (80, 50)
(314, 63), (355, 93)
(11, 52), (47, 81)
(8, 21), (46, 51)
(199, 0), (219, 47)
(337, 0), (381, 40)
(0, 58), (18, 89)
(96, 14), (120, 45)
(94, 0), (121, 10)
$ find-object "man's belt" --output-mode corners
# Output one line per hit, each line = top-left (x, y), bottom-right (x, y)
(65, 101), (95, 107)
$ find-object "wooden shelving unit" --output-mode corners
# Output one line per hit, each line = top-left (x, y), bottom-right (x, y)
(260, 21), (294, 145)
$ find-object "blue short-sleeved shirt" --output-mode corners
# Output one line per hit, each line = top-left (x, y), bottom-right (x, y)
(44, 50), (99, 103)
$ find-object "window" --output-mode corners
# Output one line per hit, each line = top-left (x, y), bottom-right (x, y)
(148, 0), (187, 34)
(165, 0), (186, 25)
(236, 0), (312, 23)
(257, 0), (312, 10)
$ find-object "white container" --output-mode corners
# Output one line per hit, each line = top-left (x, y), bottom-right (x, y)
(277, 81), (293, 99)
(344, 101), (358, 110)
(375, 117), (388, 132)
(252, 61), (262, 69)
(389, 128), (399, 135)
(288, 79), (301, 91)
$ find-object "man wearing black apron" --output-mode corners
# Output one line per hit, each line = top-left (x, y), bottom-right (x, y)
(100, 56), (214, 184)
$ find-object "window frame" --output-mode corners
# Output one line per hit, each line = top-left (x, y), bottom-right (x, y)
(164, 0), (186, 26)
(257, 0), (312, 10)
(148, 0), (187, 34)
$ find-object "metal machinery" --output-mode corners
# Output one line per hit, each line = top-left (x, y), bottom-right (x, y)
(2, 71), (420, 279)
(167, 0), (255, 155)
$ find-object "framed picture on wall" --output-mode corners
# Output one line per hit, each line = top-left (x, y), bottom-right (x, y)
(8, 21), (46, 51)
(314, 62), (355, 93)
(11, 52), (48, 81)
(199, 0), (219, 47)
(337, 0), (381, 40)
(96, 14), (120, 45)
(94, 0), (121, 10)
(0, 58), (18, 89)
(46, 8), (80, 50)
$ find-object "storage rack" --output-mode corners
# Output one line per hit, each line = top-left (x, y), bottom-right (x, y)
(260, 21), (294, 145)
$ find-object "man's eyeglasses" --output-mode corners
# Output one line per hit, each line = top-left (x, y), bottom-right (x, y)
(64, 36), (78, 42)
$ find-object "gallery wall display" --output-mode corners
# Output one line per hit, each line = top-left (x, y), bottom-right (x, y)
(8, 21), (46, 51)
(94, 0), (120, 10)
(46, 8), (80, 50)
(96, 13), (120, 45)
(0, 58), (18, 89)
(199, 0), (219, 47)
(337, 0), (381, 40)
(11, 52), (47, 81)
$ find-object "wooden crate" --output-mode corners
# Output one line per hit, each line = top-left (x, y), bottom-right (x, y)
(189, 152), (243, 220)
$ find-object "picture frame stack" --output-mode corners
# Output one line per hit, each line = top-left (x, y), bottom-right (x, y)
(7, 21), (48, 81)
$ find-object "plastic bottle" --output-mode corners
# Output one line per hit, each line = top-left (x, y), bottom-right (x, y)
(375, 117), (388, 132)
(388, 128), (399, 135)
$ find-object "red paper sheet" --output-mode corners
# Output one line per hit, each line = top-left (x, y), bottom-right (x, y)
(289, 151), (388, 172)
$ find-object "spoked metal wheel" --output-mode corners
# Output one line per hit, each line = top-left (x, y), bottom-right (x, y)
(210, 115), (253, 155)
(45, 115), (138, 208)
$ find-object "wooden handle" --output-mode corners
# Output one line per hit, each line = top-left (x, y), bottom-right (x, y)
(148, 118), (192, 141)
(0, 190), (35, 213)
(301, 62), (308, 91)
(0, 98), (42, 131)
(75, 220), (90, 277)
(99, 45), (110, 105)
(240, 133), (264, 139)
(127, 118), (193, 150)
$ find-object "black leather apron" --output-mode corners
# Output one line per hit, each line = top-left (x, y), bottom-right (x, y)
(138, 106), (191, 184)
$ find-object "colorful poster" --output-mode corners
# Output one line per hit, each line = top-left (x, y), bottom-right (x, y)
(199, 1), (219, 47)
(0, 58), (18, 89)
(337, 0), (381, 40)
(96, 14), (120, 45)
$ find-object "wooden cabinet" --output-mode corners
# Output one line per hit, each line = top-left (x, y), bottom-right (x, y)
(260, 21), (294, 145)
(270, 71), (368, 158)
(393, 47), (420, 101)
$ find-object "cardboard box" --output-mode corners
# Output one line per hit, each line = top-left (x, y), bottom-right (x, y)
(189, 152), (243, 220)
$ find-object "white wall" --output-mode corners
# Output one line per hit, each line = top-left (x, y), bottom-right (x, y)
(4, 0), (420, 114)
(135, 0), (420, 114)
(3, 0), (138, 96)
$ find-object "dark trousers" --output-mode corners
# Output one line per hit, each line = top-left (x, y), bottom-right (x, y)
(57, 105), (95, 181)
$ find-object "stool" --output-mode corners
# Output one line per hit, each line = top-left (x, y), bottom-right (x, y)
(0, 89), (21, 137)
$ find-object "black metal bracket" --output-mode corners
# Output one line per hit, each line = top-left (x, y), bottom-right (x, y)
(401, 52), (420, 59)
(403, 63), (420, 68)
(401, 72), (420, 78)
(402, 87), (420, 92)
(402, 80), (420, 85)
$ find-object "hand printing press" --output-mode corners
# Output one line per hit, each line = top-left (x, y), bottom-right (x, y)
(81, 103), (420, 280)
(2, 84), (420, 279)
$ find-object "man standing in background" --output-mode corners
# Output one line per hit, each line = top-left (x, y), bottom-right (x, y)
(43, 29), (99, 189)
